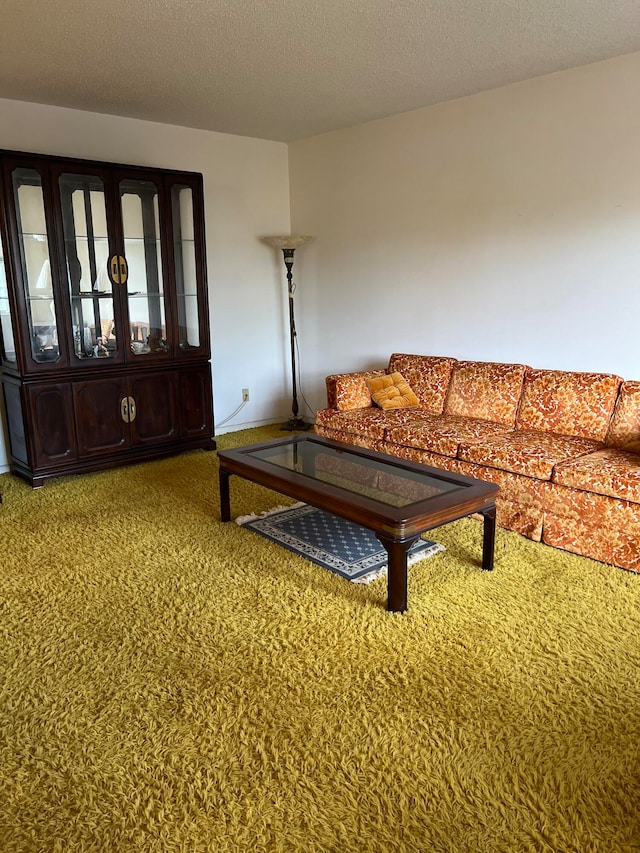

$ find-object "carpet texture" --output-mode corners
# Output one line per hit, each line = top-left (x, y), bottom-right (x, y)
(0, 425), (639, 852)
(236, 502), (444, 582)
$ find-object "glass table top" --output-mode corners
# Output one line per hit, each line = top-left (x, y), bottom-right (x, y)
(243, 438), (464, 508)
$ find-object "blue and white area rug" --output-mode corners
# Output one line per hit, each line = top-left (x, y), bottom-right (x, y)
(236, 502), (445, 584)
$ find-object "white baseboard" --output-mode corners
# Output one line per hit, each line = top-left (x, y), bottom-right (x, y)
(215, 416), (315, 436)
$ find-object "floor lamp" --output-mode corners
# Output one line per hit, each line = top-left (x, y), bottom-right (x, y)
(262, 235), (313, 431)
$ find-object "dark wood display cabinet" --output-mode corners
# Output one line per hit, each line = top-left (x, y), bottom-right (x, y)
(0, 149), (215, 486)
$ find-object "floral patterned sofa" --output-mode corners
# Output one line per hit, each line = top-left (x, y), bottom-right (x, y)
(314, 354), (640, 573)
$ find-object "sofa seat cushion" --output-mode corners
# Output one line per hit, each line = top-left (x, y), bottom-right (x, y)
(443, 361), (526, 426)
(552, 447), (640, 503)
(457, 431), (602, 480)
(315, 406), (434, 442)
(386, 415), (513, 458)
(313, 424), (386, 454)
(515, 368), (621, 441)
(387, 354), (456, 414)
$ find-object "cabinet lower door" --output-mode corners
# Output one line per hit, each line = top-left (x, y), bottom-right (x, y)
(3, 379), (78, 484)
(73, 377), (130, 457)
(129, 371), (179, 446)
(26, 382), (78, 468)
(180, 364), (213, 438)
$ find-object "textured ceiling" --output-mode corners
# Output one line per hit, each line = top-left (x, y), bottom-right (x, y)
(0, 0), (639, 142)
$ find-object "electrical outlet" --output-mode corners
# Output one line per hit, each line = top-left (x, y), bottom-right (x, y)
(242, 388), (250, 402)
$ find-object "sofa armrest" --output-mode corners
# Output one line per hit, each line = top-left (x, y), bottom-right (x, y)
(325, 369), (386, 411)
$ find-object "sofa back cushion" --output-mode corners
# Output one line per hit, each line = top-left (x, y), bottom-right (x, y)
(515, 369), (621, 441)
(387, 354), (455, 414)
(606, 381), (640, 450)
(443, 361), (526, 426)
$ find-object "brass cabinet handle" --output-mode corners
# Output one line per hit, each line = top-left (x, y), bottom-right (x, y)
(120, 396), (137, 423)
(109, 255), (129, 285)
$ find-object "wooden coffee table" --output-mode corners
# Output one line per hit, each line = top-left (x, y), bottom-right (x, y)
(218, 435), (499, 612)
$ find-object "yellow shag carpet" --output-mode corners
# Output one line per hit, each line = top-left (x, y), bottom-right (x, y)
(0, 426), (639, 852)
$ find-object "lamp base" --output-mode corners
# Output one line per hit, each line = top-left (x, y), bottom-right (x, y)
(281, 417), (313, 432)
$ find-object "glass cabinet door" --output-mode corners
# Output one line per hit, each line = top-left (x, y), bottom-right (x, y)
(171, 183), (202, 351)
(0, 228), (16, 363)
(11, 167), (62, 364)
(58, 172), (119, 361)
(120, 178), (169, 357)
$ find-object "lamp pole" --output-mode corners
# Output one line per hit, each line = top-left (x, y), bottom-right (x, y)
(262, 235), (313, 431)
(282, 247), (306, 430)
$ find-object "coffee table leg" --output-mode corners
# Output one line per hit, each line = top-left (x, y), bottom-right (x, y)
(219, 467), (231, 522)
(376, 535), (416, 613)
(481, 504), (497, 571)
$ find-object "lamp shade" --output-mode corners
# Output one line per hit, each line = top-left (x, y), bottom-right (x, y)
(262, 235), (312, 250)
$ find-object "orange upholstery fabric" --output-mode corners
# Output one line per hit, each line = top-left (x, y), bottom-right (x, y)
(543, 485), (640, 572)
(606, 381), (640, 449)
(312, 425), (387, 455)
(453, 459), (550, 542)
(387, 354), (455, 414)
(367, 372), (420, 409)
(315, 406), (433, 443)
(444, 361), (526, 426)
(382, 443), (549, 541)
(386, 415), (512, 458)
(457, 431), (602, 480)
(552, 447), (640, 503)
(374, 442), (460, 472)
(315, 353), (640, 572)
(515, 369), (621, 441)
(325, 369), (385, 411)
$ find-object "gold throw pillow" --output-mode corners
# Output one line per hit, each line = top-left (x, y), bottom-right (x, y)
(367, 372), (420, 410)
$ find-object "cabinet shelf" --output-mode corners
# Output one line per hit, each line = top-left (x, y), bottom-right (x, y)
(20, 232), (48, 240)
(124, 237), (162, 245)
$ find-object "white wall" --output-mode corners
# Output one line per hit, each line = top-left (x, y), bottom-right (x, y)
(2, 52), (640, 474)
(0, 98), (292, 470)
(289, 52), (640, 414)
